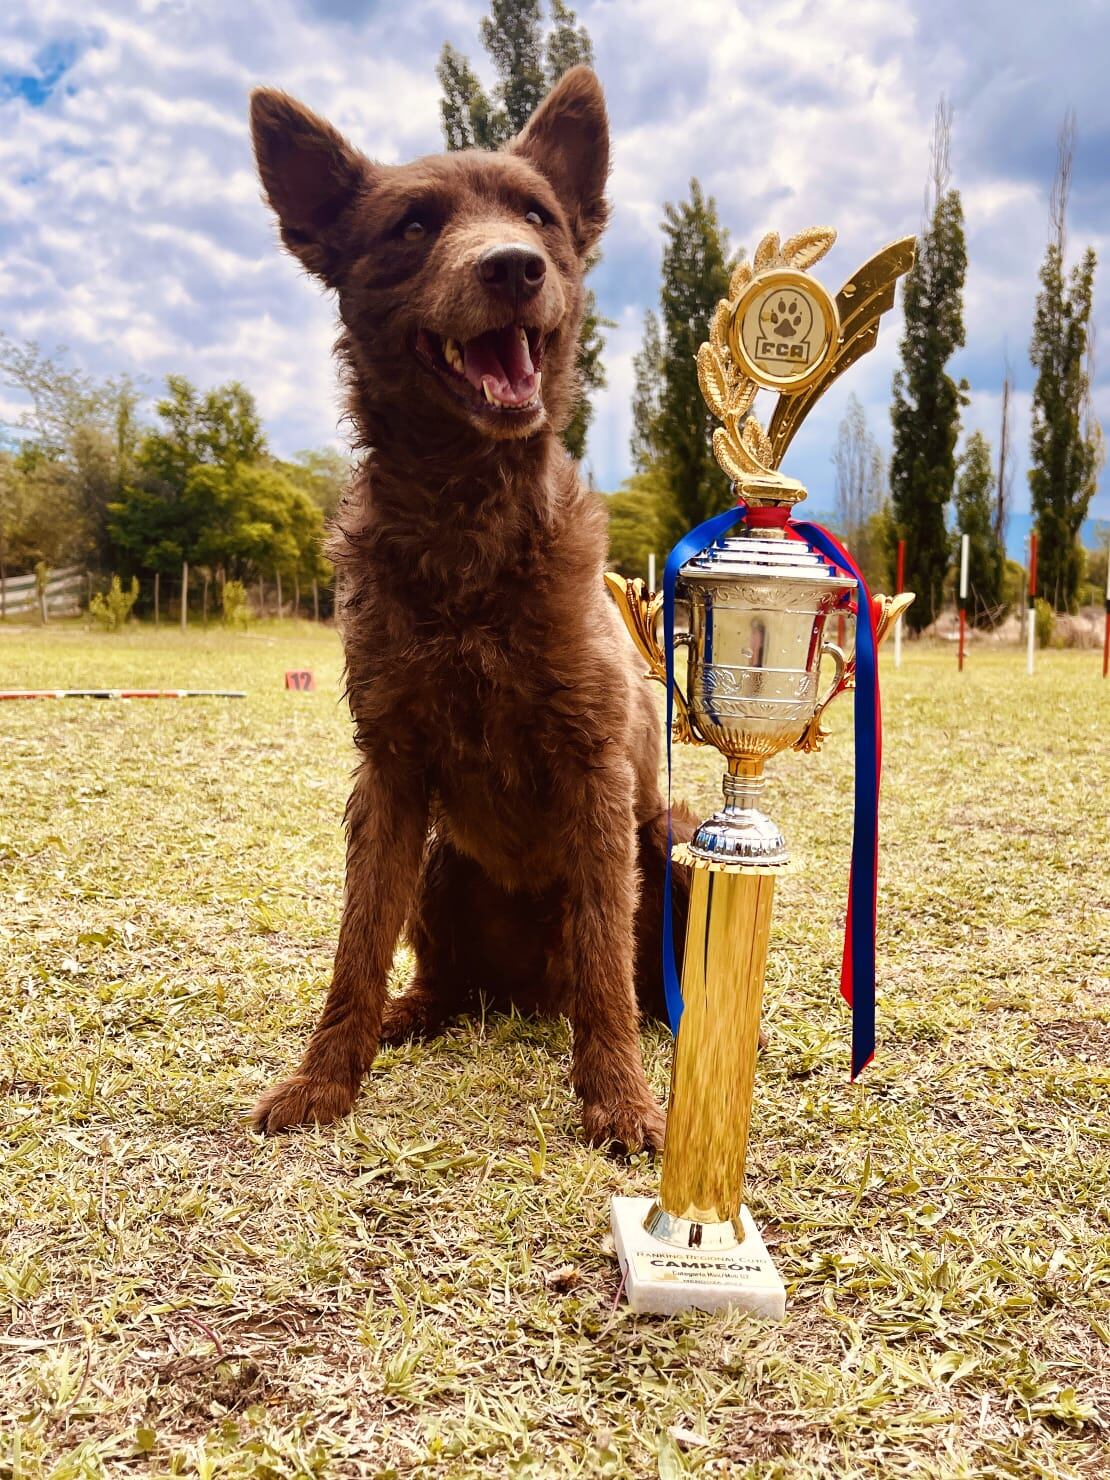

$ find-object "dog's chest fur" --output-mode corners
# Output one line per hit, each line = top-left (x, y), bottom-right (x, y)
(334, 457), (632, 883)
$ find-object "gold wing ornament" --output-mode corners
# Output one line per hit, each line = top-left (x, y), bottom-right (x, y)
(605, 226), (917, 751)
(696, 227), (840, 498)
(768, 236), (917, 466)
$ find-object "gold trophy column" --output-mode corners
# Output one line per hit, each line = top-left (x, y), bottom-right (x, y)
(607, 224), (916, 1316)
(646, 859), (776, 1248)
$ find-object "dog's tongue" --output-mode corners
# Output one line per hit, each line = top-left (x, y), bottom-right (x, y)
(462, 326), (536, 405)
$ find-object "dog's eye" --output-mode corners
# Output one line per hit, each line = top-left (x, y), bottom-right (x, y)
(401, 220), (427, 242)
(524, 209), (544, 227)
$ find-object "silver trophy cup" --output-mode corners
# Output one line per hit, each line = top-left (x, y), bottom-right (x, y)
(675, 529), (856, 866)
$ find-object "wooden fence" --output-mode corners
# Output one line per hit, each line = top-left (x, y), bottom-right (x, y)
(0, 565), (84, 619)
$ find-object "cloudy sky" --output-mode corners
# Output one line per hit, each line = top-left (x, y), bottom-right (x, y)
(2, 0), (1108, 551)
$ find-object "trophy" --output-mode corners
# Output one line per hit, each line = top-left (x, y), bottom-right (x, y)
(607, 227), (916, 1317)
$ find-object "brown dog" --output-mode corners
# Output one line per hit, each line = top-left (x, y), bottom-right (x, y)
(248, 67), (690, 1152)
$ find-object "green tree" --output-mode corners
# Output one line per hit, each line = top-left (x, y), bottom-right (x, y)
(630, 311), (663, 476)
(890, 100), (968, 632)
(108, 377), (267, 581)
(634, 180), (734, 544)
(0, 335), (141, 570)
(279, 447), (349, 521)
(0, 442), (79, 579)
(1079, 524), (1108, 608)
(138, 376), (264, 496)
(603, 467), (669, 578)
(545, 0), (593, 79)
(955, 431), (1006, 624)
(437, 0), (606, 458)
(1028, 114), (1102, 612)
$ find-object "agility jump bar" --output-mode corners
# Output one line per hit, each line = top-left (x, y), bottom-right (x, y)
(0, 689), (246, 701)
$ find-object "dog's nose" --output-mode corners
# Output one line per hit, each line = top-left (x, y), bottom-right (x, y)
(477, 243), (546, 301)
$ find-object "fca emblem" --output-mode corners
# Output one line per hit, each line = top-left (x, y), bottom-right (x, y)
(757, 339), (806, 362)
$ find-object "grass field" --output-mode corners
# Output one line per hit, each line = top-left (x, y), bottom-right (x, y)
(1, 620), (1108, 1479)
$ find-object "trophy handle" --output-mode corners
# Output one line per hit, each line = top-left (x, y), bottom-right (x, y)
(814, 638), (848, 718)
(794, 590), (915, 753)
(604, 573), (704, 746)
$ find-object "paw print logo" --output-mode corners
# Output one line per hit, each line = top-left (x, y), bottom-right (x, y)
(757, 288), (814, 349)
(733, 269), (838, 388)
(770, 297), (803, 339)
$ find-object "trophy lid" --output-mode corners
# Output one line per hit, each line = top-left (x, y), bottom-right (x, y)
(679, 534), (856, 593)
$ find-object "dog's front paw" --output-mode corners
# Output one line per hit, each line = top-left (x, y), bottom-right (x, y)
(250, 1074), (358, 1135)
(581, 1094), (667, 1156)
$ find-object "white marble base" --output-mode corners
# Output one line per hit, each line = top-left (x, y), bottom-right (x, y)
(610, 1196), (786, 1319)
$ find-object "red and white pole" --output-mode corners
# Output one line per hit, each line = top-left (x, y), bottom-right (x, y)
(957, 532), (969, 672)
(894, 538), (905, 670)
(1027, 531), (1038, 676)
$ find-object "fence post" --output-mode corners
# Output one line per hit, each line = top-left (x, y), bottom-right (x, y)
(1027, 532), (1038, 677)
(957, 532), (969, 672)
(154, 571), (161, 626)
(313, 577), (320, 623)
(203, 571), (210, 628)
(36, 562), (48, 625)
(257, 576), (265, 618)
(181, 560), (189, 633)
(294, 572), (300, 616)
(276, 569), (283, 617)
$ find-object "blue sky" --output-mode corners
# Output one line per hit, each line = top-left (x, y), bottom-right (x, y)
(1, 0), (1108, 555)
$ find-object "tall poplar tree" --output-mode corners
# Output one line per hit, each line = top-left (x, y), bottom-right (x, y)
(631, 181), (733, 544)
(1028, 113), (1101, 612)
(437, 0), (607, 458)
(955, 431), (1006, 624)
(890, 99), (968, 632)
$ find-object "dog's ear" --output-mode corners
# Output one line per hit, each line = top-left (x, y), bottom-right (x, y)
(510, 67), (609, 254)
(250, 89), (374, 286)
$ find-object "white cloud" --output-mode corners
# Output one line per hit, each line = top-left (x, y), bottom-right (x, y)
(0, 0), (1107, 528)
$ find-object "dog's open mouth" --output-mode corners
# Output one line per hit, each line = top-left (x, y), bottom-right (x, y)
(416, 326), (546, 414)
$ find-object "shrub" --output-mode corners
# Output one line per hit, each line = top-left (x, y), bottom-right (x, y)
(604, 467), (669, 581)
(88, 575), (139, 632)
(1034, 597), (1054, 649)
(222, 579), (249, 629)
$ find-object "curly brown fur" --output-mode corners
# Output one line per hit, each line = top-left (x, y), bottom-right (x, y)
(248, 68), (690, 1152)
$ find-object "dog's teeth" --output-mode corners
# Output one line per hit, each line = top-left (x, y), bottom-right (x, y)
(483, 380), (496, 404)
(519, 328), (529, 351)
(534, 371), (542, 393)
(444, 338), (463, 372)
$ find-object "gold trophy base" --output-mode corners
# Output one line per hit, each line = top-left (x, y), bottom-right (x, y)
(610, 1196), (786, 1319)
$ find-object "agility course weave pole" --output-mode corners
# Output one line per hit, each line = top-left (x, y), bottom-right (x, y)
(0, 690), (246, 701)
(957, 532), (969, 673)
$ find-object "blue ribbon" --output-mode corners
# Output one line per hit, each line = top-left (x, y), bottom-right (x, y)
(660, 505), (879, 1079)
(792, 518), (879, 1080)
(661, 503), (751, 1034)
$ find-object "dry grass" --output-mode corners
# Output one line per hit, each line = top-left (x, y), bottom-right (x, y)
(1, 620), (1108, 1479)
